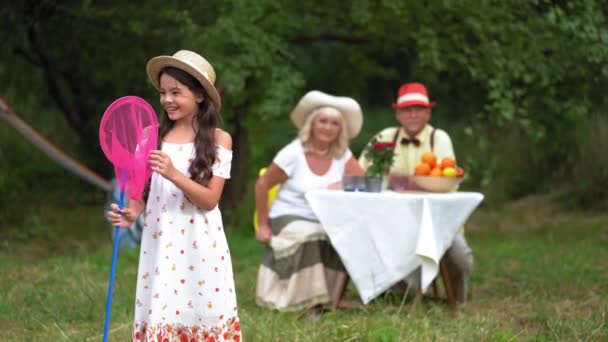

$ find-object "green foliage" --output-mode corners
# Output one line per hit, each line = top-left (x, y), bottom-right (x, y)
(2, 0), (608, 209)
(561, 113), (608, 210)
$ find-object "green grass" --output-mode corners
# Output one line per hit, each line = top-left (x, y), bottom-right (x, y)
(1, 193), (607, 341)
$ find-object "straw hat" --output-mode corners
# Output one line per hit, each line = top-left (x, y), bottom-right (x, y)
(392, 82), (436, 109)
(290, 91), (363, 139)
(146, 50), (221, 111)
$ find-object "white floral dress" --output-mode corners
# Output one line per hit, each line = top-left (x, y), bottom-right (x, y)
(132, 142), (241, 342)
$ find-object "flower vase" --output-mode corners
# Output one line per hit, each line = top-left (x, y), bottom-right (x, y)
(365, 176), (385, 193)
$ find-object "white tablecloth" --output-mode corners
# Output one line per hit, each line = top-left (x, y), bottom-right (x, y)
(305, 189), (484, 304)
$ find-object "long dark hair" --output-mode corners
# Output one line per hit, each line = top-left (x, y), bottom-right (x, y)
(158, 66), (219, 185)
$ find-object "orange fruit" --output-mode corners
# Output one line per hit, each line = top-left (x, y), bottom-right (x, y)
(421, 152), (437, 168)
(415, 163), (431, 176)
(440, 156), (456, 169)
(429, 167), (443, 177)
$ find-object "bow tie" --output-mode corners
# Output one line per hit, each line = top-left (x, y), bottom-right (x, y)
(400, 137), (421, 147)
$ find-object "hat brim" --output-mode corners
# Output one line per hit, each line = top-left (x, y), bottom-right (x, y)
(290, 91), (363, 139)
(392, 100), (436, 109)
(146, 56), (222, 112)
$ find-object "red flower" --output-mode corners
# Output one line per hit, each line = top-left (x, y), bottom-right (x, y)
(365, 136), (396, 177)
(234, 321), (240, 331)
(233, 335), (241, 342)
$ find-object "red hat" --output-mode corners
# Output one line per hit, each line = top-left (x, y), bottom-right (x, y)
(392, 82), (436, 109)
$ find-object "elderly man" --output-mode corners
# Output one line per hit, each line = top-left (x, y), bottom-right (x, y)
(359, 82), (473, 303)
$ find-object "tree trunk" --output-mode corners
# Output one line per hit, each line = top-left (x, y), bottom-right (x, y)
(219, 109), (249, 226)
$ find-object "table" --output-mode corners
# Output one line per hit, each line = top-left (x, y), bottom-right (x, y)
(305, 189), (484, 304)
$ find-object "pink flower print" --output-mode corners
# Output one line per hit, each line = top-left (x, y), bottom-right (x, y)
(176, 310), (180, 315)
(189, 218), (194, 224)
(142, 272), (149, 280)
(180, 229), (185, 235)
(174, 289), (178, 295)
(155, 267), (160, 275)
(188, 158), (193, 163)
(198, 292), (203, 296)
(170, 221), (173, 225)
(219, 315), (224, 320)
(172, 192), (177, 198)
(136, 298), (142, 307)
(215, 288), (219, 292)
(192, 241), (198, 249)
(149, 309), (152, 314)
(188, 265), (195, 271)
(202, 258), (206, 263)
(217, 226), (222, 231)
(159, 230), (164, 236)
(214, 267), (219, 272)
(154, 293), (160, 299)
(180, 279), (186, 284)
(188, 300), (193, 309)
(162, 204), (167, 213)
(180, 249), (184, 255)
(157, 217), (160, 222)
(221, 256), (225, 261)
(204, 217), (209, 224)
(156, 195), (160, 202)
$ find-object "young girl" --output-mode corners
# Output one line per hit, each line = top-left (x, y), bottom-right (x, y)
(107, 50), (241, 341)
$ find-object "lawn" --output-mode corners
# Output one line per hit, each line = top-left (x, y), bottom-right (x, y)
(0, 193), (606, 341)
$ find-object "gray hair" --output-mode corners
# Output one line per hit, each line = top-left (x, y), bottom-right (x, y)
(299, 106), (349, 158)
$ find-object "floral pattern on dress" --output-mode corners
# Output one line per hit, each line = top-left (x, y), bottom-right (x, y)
(132, 143), (240, 342)
(133, 316), (241, 341)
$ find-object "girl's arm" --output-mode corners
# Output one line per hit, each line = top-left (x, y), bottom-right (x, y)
(255, 162), (288, 243)
(159, 130), (232, 210)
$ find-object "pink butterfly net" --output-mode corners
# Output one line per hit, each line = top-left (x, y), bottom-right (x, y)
(99, 96), (158, 200)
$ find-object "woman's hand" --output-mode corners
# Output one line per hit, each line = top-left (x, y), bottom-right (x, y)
(149, 150), (178, 181)
(256, 224), (273, 244)
(327, 181), (342, 190)
(106, 203), (137, 228)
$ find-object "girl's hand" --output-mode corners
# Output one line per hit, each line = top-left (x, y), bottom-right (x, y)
(149, 150), (178, 181)
(106, 203), (137, 228)
(256, 224), (273, 244)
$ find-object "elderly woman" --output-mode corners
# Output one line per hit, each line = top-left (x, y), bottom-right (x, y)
(254, 90), (364, 313)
